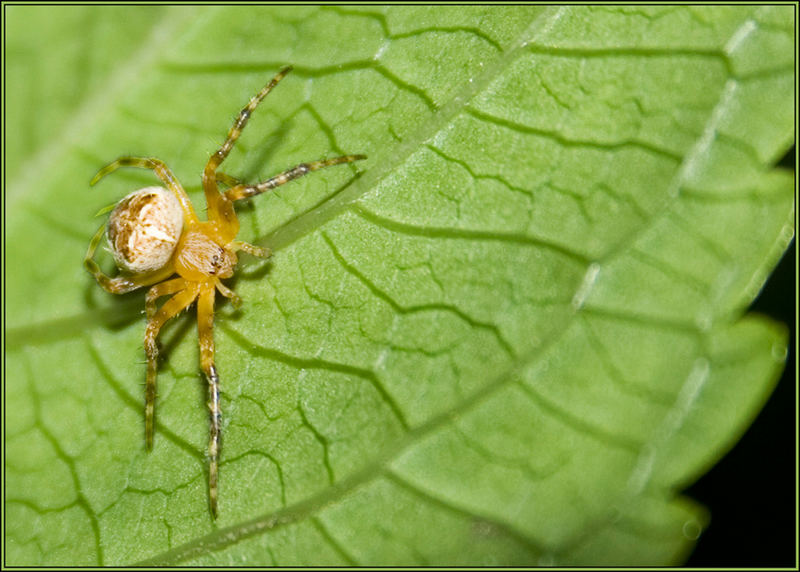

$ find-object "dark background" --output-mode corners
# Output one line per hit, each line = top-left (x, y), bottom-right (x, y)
(685, 148), (796, 567)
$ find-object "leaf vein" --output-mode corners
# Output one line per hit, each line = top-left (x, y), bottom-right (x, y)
(465, 106), (684, 163)
(220, 323), (411, 431)
(352, 204), (591, 267)
(310, 516), (359, 566)
(22, 352), (105, 566)
(321, 231), (517, 359)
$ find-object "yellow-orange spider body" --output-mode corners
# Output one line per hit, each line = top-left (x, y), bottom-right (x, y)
(84, 66), (365, 519)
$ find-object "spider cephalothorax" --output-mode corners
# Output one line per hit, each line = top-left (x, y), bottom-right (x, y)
(85, 66), (365, 518)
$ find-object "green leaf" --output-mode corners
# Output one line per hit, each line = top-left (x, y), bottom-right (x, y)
(5, 5), (794, 566)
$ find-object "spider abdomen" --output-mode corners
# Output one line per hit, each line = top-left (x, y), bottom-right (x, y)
(107, 186), (184, 273)
(174, 228), (237, 281)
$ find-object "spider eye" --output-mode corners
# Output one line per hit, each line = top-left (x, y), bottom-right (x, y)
(107, 186), (184, 273)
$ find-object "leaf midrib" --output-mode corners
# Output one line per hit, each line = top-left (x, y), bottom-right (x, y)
(261, 7), (568, 253)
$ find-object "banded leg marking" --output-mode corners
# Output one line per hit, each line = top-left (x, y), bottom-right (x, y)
(224, 154), (366, 202)
(197, 284), (221, 519)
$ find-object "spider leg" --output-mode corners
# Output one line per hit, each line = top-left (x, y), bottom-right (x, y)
(214, 279), (242, 309)
(84, 223), (176, 293)
(202, 66), (293, 232)
(216, 172), (242, 189)
(197, 283), (222, 518)
(143, 282), (199, 450)
(223, 154), (366, 202)
(231, 241), (271, 259)
(203, 66), (293, 184)
(91, 156), (199, 224)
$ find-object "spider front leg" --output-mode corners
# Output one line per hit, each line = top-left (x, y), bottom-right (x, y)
(202, 66), (294, 229)
(197, 283), (222, 519)
(143, 281), (199, 450)
(224, 154), (367, 202)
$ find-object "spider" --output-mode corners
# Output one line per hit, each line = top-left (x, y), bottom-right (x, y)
(84, 66), (365, 519)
